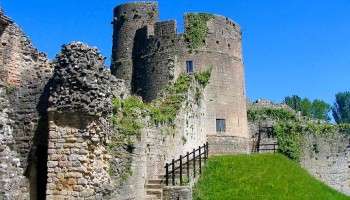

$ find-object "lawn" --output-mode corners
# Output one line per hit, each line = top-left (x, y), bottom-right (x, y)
(193, 154), (350, 200)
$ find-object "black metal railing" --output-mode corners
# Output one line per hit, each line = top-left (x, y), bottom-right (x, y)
(256, 143), (278, 153)
(165, 142), (209, 186)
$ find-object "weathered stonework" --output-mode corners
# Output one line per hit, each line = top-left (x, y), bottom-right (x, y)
(301, 133), (350, 196)
(46, 42), (126, 199)
(0, 9), (53, 199)
(111, 2), (248, 138)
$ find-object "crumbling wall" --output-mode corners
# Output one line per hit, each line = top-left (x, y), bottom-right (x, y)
(45, 42), (127, 199)
(301, 133), (350, 196)
(0, 79), (29, 200)
(0, 9), (53, 199)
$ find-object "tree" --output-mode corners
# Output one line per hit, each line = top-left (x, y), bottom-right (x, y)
(284, 95), (331, 121)
(300, 98), (312, 118)
(284, 95), (302, 111)
(332, 91), (350, 124)
(312, 99), (331, 121)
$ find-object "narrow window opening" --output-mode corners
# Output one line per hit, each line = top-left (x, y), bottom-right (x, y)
(157, 41), (160, 48)
(222, 30), (224, 35)
(216, 119), (226, 133)
(216, 41), (219, 44)
(161, 29), (164, 36)
(228, 43), (231, 48)
(186, 61), (194, 73)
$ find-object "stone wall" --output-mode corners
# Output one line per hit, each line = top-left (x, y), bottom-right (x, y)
(45, 42), (127, 199)
(207, 135), (250, 156)
(0, 79), (29, 200)
(163, 186), (192, 200)
(0, 10), (53, 199)
(301, 133), (350, 196)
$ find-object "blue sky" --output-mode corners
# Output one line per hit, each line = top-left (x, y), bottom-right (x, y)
(1, 0), (350, 106)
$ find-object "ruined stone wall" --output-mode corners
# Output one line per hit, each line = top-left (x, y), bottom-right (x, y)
(111, 2), (159, 90)
(0, 10), (53, 199)
(301, 133), (350, 196)
(45, 42), (128, 199)
(0, 79), (29, 200)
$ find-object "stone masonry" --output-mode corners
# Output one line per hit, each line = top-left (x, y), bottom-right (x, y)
(1, 2), (349, 200)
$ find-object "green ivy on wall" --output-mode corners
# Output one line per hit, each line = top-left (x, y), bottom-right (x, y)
(184, 13), (214, 49)
(248, 107), (350, 162)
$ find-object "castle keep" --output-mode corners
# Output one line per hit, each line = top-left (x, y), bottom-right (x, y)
(111, 2), (248, 138)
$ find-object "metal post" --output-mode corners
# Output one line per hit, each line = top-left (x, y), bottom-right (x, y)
(186, 152), (190, 180)
(172, 159), (175, 186)
(204, 143), (207, 163)
(165, 163), (169, 186)
(206, 142), (209, 158)
(180, 155), (183, 185)
(193, 149), (196, 178)
(199, 146), (202, 174)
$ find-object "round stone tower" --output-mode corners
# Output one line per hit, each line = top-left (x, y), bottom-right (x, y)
(111, 2), (159, 90)
(131, 13), (248, 137)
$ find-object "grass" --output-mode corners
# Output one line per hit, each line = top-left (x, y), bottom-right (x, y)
(193, 154), (350, 200)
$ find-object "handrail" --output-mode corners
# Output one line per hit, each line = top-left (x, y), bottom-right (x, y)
(164, 142), (209, 186)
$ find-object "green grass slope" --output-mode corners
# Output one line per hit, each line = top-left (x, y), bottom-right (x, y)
(193, 154), (350, 200)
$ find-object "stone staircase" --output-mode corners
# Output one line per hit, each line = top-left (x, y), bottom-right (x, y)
(145, 175), (167, 200)
(145, 162), (198, 199)
(145, 143), (208, 199)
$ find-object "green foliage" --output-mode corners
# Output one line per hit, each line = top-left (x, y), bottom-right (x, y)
(300, 98), (312, 118)
(271, 123), (305, 161)
(184, 13), (214, 49)
(110, 95), (145, 145)
(284, 95), (302, 111)
(332, 91), (350, 124)
(5, 84), (15, 95)
(248, 106), (349, 161)
(247, 108), (299, 122)
(312, 99), (331, 121)
(284, 95), (331, 121)
(194, 68), (212, 87)
(271, 122), (348, 161)
(193, 154), (350, 200)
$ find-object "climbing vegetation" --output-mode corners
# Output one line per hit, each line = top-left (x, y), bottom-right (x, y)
(110, 68), (212, 143)
(248, 107), (350, 162)
(184, 13), (214, 49)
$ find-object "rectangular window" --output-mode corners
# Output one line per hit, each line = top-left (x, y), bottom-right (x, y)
(186, 61), (194, 73)
(216, 119), (226, 133)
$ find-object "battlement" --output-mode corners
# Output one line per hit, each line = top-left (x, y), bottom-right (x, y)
(154, 20), (177, 38)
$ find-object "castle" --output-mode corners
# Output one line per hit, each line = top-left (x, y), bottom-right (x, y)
(0, 2), (250, 199)
(0, 2), (348, 200)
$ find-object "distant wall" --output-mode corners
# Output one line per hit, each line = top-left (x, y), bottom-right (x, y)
(301, 133), (350, 196)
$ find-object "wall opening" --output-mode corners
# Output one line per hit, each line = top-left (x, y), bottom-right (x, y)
(216, 119), (226, 133)
(186, 61), (194, 73)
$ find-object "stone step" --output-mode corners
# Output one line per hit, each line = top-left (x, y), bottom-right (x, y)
(145, 194), (159, 200)
(147, 179), (166, 185)
(146, 189), (163, 199)
(146, 184), (163, 189)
